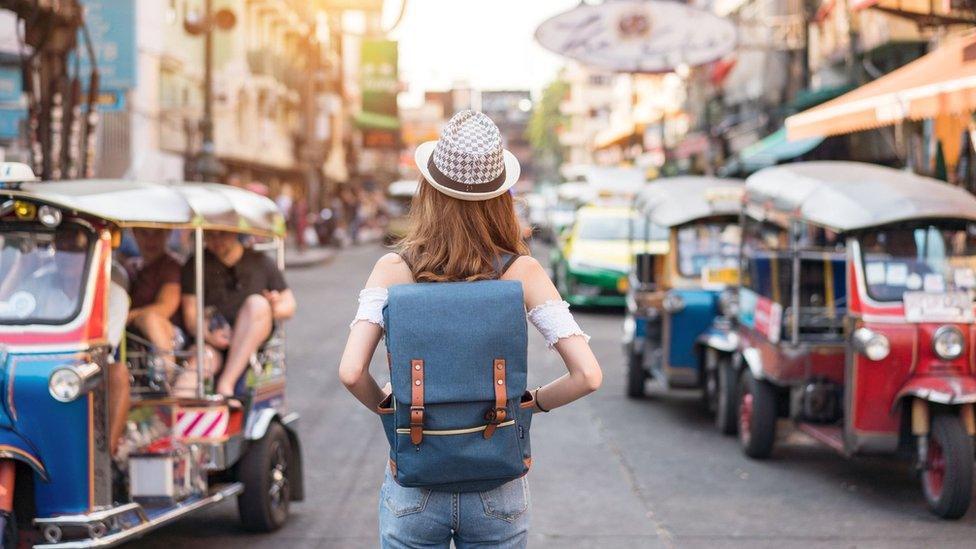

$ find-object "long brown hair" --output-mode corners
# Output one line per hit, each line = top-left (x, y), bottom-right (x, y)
(397, 178), (529, 282)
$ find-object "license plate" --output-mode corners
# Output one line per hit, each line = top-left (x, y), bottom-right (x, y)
(575, 285), (601, 297)
(903, 291), (974, 323)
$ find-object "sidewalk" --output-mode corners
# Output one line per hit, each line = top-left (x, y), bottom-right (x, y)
(283, 245), (337, 269)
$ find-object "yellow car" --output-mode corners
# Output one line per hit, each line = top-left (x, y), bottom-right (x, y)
(551, 205), (668, 307)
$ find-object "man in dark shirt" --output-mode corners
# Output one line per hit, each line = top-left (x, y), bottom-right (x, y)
(181, 230), (296, 398)
(127, 228), (183, 352)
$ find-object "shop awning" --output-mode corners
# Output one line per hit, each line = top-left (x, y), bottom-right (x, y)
(720, 128), (823, 175)
(786, 32), (976, 140)
(593, 123), (640, 151)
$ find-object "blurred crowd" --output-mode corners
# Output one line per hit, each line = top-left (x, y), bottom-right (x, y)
(225, 174), (393, 251)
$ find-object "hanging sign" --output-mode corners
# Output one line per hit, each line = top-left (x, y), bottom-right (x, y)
(535, 0), (736, 73)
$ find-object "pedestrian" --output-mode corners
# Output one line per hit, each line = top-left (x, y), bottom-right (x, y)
(338, 110), (602, 548)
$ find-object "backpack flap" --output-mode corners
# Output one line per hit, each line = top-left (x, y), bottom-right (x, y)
(384, 280), (528, 405)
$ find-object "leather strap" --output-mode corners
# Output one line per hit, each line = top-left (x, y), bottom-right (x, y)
(484, 358), (507, 439)
(410, 359), (424, 445)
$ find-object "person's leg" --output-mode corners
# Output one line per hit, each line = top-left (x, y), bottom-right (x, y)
(107, 361), (131, 456)
(129, 311), (176, 372)
(173, 345), (223, 397)
(130, 311), (175, 351)
(454, 477), (529, 549)
(215, 294), (272, 397)
(378, 468), (451, 549)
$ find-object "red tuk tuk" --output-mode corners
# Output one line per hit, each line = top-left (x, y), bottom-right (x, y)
(730, 161), (976, 518)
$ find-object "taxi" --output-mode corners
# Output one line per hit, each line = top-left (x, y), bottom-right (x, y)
(551, 204), (667, 307)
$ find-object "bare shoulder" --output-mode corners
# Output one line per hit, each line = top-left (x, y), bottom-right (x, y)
(364, 252), (414, 288)
(502, 255), (560, 307)
(503, 255), (546, 280)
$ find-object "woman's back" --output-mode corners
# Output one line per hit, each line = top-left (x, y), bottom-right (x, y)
(338, 111), (601, 549)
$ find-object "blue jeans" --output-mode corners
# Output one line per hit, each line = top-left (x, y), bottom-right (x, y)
(379, 468), (530, 548)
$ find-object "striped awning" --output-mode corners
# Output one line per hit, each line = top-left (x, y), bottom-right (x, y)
(786, 32), (976, 140)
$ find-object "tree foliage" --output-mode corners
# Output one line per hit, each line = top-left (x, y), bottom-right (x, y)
(526, 77), (569, 182)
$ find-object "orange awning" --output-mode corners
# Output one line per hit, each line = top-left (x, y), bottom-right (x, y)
(785, 32), (976, 141)
(594, 122), (640, 151)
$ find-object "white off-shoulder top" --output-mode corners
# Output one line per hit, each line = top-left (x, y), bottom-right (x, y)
(350, 287), (589, 349)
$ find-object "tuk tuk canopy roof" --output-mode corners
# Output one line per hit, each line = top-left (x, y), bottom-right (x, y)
(745, 161), (976, 232)
(4, 179), (286, 236)
(635, 176), (744, 227)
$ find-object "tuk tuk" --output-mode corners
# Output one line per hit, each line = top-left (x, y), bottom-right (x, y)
(624, 177), (743, 422)
(0, 163), (303, 546)
(724, 161), (976, 519)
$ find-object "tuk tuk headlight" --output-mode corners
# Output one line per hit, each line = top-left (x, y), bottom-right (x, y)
(853, 327), (890, 361)
(933, 326), (964, 360)
(49, 368), (82, 402)
(48, 362), (101, 402)
(662, 292), (685, 313)
(37, 205), (62, 227)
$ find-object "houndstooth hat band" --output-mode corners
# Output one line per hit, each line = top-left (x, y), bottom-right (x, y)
(415, 110), (521, 201)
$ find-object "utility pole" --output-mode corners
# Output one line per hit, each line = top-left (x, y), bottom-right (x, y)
(192, 0), (225, 182)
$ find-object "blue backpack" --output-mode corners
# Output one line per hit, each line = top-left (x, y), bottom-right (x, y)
(378, 258), (534, 492)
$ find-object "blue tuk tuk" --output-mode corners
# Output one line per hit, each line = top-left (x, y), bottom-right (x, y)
(0, 163), (303, 547)
(624, 177), (743, 416)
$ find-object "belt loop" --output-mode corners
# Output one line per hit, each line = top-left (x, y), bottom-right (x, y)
(484, 358), (507, 439)
(410, 359), (425, 445)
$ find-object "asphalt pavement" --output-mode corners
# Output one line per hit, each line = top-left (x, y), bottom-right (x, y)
(142, 243), (976, 548)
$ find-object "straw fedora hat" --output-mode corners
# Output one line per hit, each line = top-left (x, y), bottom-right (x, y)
(415, 110), (521, 201)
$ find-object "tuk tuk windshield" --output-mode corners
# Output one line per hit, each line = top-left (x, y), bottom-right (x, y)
(0, 225), (92, 324)
(859, 223), (976, 302)
(580, 216), (665, 241)
(676, 221), (741, 278)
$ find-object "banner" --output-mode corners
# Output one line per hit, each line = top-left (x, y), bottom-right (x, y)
(359, 39), (399, 149)
(535, 1), (736, 73)
(77, 0), (137, 90)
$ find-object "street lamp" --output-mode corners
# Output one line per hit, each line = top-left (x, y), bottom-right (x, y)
(185, 0), (236, 182)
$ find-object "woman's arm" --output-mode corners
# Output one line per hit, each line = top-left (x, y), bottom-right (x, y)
(338, 253), (412, 411)
(506, 256), (603, 411)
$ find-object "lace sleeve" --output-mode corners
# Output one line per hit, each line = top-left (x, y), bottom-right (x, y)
(527, 299), (590, 349)
(350, 287), (389, 329)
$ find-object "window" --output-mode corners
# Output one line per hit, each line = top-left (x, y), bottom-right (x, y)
(859, 222), (976, 302)
(675, 220), (740, 278)
(0, 225), (92, 324)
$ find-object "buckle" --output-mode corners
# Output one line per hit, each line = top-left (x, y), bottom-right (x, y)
(410, 405), (424, 425)
(484, 407), (507, 423)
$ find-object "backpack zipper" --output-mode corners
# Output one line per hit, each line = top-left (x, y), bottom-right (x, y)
(395, 420), (515, 436)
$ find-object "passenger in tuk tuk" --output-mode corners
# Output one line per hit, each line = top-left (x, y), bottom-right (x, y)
(180, 230), (296, 399)
(125, 228), (183, 363)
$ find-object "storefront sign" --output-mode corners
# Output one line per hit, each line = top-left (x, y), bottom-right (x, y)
(360, 39), (399, 149)
(0, 66), (21, 104)
(535, 0), (736, 73)
(77, 0), (137, 89)
(0, 107), (24, 139)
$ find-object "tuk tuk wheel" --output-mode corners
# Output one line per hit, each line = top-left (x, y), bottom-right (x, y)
(626, 349), (646, 398)
(0, 510), (16, 548)
(714, 357), (738, 436)
(921, 413), (973, 520)
(738, 369), (776, 459)
(238, 422), (291, 532)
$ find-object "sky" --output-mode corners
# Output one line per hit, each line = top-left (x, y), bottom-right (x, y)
(388, 0), (580, 107)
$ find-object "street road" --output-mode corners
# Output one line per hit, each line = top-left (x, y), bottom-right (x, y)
(144, 244), (976, 548)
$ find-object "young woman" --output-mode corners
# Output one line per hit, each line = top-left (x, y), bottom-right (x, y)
(339, 110), (602, 548)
